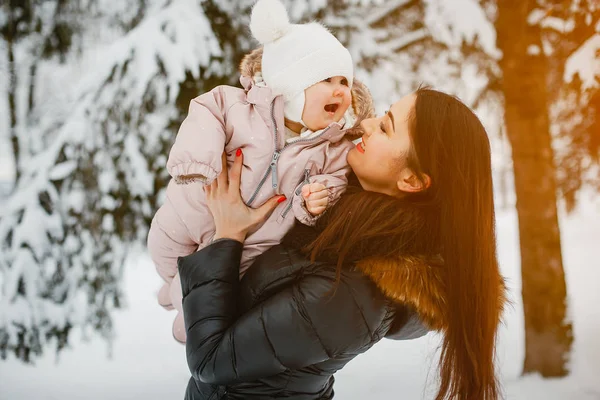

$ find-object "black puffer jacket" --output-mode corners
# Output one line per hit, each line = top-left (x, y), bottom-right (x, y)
(177, 239), (429, 400)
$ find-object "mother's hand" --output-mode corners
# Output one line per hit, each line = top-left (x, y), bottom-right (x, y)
(205, 149), (286, 243)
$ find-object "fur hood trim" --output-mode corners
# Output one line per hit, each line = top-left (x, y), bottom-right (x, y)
(239, 47), (375, 138)
(355, 255), (507, 333)
(355, 255), (448, 331)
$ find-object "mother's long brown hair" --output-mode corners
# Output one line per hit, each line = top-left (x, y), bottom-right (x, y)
(308, 88), (505, 399)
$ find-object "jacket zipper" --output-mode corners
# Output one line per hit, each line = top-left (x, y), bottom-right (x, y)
(246, 101), (333, 206)
(280, 168), (310, 219)
(246, 151), (277, 206)
(246, 102), (279, 206)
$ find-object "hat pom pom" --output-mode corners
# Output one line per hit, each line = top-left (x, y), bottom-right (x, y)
(250, 0), (292, 44)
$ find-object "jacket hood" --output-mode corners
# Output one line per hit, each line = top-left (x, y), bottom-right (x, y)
(239, 47), (375, 139)
(355, 255), (508, 334)
(355, 254), (447, 332)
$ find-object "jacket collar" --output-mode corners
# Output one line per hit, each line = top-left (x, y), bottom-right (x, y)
(241, 75), (279, 107)
(240, 75), (286, 145)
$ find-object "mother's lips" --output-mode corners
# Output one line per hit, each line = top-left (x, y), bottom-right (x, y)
(356, 141), (365, 154)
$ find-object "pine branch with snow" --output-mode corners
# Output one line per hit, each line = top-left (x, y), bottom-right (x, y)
(0, 0), (226, 362)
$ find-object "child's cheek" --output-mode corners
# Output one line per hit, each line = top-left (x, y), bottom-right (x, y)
(344, 95), (352, 111)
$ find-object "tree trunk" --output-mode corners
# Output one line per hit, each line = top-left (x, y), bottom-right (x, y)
(6, 7), (21, 184)
(496, 1), (573, 377)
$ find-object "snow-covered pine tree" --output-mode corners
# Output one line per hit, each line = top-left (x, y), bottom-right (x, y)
(0, 0), (88, 362)
(0, 0), (82, 185)
(0, 0), (228, 362)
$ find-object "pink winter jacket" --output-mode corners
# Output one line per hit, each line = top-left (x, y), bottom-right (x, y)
(148, 49), (374, 287)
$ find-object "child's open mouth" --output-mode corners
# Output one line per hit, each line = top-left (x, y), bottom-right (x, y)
(324, 103), (339, 115)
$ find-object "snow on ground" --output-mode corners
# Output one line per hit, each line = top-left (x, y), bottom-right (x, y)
(0, 202), (599, 399)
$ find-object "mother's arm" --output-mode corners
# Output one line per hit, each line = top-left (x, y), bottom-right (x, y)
(178, 239), (370, 385)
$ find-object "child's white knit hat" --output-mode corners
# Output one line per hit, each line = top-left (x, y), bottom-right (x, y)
(250, 0), (353, 125)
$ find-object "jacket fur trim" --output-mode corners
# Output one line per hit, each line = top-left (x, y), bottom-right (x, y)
(354, 255), (507, 332)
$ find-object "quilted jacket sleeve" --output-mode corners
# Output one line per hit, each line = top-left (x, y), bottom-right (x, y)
(166, 88), (228, 185)
(177, 239), (372, 385)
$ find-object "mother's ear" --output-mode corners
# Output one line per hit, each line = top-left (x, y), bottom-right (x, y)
(397, 169), (431, 193)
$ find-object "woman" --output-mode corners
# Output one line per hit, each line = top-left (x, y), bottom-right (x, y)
(176, 88), (507, 399)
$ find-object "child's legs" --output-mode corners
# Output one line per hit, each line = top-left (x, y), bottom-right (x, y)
(170, 272), (183, 312)
(157, 283), (173, 309)
(170, 273), (186, 343)
(147, 207), (197, 308)
(147, 210), (197, 283)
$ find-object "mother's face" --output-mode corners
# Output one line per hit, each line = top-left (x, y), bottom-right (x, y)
(347, 93), (420, 197)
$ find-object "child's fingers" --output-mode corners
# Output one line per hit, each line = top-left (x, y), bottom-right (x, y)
(307, 197), (328, 208)
(307, 190), (328, 202)
(302, 182), (327, 199)
(308, 182), (326, 193)
(301, 184), (311, 199)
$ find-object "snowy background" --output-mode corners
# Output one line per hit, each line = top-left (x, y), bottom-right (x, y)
(1, 202), (599, 399)
(1, 0), (599, 399)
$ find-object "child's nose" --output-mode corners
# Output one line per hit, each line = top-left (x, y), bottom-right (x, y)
(333, 84), (348, 97)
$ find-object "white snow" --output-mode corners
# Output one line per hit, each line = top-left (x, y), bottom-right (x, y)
(424, 0), (500, 58)
(0, 201), (599, 400)
(0, 0), (227, 359)
(564, 33), (600, 89)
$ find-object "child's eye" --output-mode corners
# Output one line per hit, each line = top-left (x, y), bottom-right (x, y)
(323, 78), (332, 83)
(379, 122), (387, 134)
(341, 78), (349, 86)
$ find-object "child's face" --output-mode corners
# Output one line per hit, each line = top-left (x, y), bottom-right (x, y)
(301, 76), (351, 131)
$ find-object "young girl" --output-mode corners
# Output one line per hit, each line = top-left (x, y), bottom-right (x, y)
(147, 0), (374, 343)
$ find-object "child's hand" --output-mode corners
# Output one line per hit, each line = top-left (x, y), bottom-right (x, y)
(301, 183), (329, 216)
